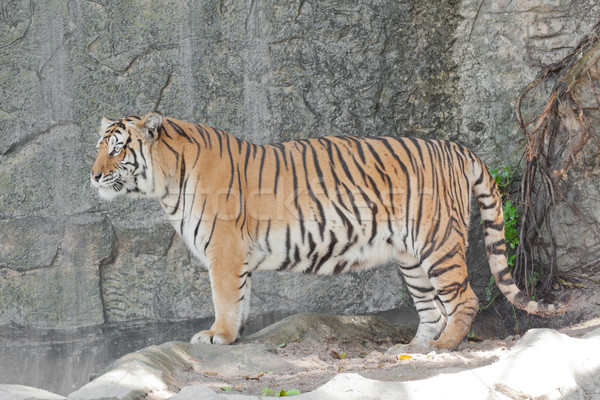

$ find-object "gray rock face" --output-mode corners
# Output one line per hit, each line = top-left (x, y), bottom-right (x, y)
(240, 313), (414, 345)
(0, 0), (599, 329)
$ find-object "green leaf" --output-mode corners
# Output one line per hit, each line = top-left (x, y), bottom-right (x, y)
(262, 388), (275, 396)
(286, 389), (301, 396)
(221, 387), (233, 392)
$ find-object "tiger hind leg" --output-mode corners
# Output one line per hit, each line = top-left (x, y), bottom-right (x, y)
(425, 250), (479, 350)
(388, 261), (448, 354)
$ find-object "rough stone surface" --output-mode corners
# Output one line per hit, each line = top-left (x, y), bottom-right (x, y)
(239, 313), (415, 345)
(0, 0), (599, 329)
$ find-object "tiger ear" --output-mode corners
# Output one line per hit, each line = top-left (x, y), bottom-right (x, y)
(99, 116), (114, 136)
(137, 111), (163, 141)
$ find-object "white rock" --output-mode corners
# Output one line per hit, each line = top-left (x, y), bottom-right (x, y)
(0, 385), (65, 400)
(67, 360), (172, 400)
(294, 328), (600, 400)
(169, 386), (222, 400)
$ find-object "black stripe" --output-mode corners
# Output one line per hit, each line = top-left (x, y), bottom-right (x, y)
(337, 235), (358, 256)
(478, 199), (498, 210)
(427, 243), (462, 278)
(243, 142), (251, 186)
(226, 134), (235, 201)
(162, 140), (180, 163)
(258, 146), (267, 191)
(309, 142), (328, 197)
(348, 137), (366, 164)
(294, 245), (301, 264)
(421, 315), (443, 325)
(290, 151), (300, 209)
(374, 163), (395, 215)
(274, 143), (288, 170)
(273, 147), (280, 195)
(235, 165), (245, 227)
(333, 261), (348, 275)
(428, 263), (462, 278)
(277, 225), (292, 271)
(332, 202), (354, 239)
(495, 267), (515, 285)
(312, 231), (338, 274)
(342, 182), (362, 225)
(195, 197), (208, 241)
(204, 214), (218, 252)
(483, 219), (504, 231)
(357, 187), (378, 245)
(405, 281), (436, 293)
(486, 238), (506, 255)
(169, 155), (186, 216)
(350, 153), (368, 186)
(159, 125), (172, 140)
(305, 253), (319, 275)
(307, 232), (316, 257)
(437, 277), (469, 301)
(392, 138), (416, 174)
(264, 219), (272, 253)
(474, 169), (485, 186)
(167, 119), (194, 144)
(331, 141), (356, 186)
(300, 141), (326, 239)
(214, 128), (223, 157)
(195, 124), (209, 147)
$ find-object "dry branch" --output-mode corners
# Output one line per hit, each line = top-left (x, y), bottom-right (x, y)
(514, 20), (600, 295)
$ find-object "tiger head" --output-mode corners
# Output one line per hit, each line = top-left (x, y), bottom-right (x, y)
(90, 112), (163, 200)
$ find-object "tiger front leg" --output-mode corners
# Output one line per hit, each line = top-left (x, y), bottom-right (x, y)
(191, 245), (249, 345)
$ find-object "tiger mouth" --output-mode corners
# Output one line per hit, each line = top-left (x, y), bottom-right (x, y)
(91, 174), (127, 199)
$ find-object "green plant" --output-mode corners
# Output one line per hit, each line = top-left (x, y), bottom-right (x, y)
(261, 388), (301, 397)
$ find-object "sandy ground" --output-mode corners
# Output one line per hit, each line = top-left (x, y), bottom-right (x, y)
(168, 271), (600, 397)
(176, 337), (517, 396)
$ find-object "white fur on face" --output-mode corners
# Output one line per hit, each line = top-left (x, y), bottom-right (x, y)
(92, 124), (155, 200)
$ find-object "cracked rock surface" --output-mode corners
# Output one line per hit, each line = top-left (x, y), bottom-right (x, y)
(0, 0), (599, 331)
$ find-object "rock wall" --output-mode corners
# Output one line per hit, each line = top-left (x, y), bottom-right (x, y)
(0, 0), (598, 329)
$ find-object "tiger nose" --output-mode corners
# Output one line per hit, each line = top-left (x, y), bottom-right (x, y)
(91, 171), (102, 182)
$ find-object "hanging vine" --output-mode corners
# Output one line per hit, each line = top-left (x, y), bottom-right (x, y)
(514, 21), (600, 298)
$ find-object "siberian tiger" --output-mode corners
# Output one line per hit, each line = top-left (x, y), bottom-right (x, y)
(90, 111), (571, 350)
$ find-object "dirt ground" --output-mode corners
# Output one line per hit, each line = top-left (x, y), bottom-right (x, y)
(170, 272), (600, 397)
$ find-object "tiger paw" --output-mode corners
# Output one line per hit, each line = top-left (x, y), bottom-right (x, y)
(190, 329), (235, 345)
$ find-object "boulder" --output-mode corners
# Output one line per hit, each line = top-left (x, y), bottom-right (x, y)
(240, 313), (415, 346)
(0, 385), (65, 400)
(67, 342), (191, 400)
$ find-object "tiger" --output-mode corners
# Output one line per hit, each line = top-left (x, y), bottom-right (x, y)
(90, 111), (571, 350)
